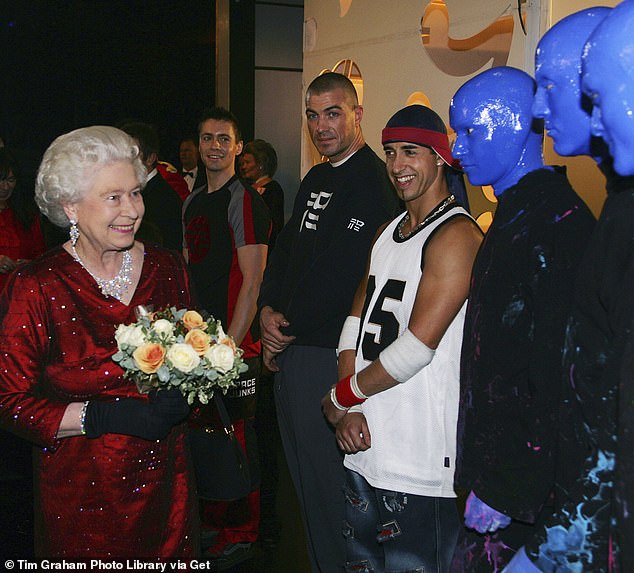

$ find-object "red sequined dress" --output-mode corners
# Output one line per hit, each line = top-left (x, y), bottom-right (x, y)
(0, 244), (199, 559)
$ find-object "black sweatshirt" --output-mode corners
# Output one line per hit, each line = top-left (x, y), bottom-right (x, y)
(258, 145), (399, 348)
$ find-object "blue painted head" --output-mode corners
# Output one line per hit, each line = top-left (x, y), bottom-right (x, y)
(582, 0), (634, 176)
(449, 66), (544, 196)
(533, 7), (611, 158)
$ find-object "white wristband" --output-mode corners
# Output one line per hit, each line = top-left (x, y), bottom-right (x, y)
(379, 328), (435, 383)
(330, 387), (348, 411)
(350, 373), (369, 400)
(337, 315), (361, 356)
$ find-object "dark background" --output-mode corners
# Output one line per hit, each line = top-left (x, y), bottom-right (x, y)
(0, 1), (216, 175)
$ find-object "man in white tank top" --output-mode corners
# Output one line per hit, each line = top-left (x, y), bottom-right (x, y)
(322, 104), (483, 572)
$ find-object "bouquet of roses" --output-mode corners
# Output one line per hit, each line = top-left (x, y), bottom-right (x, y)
(112, 306), (247, 405)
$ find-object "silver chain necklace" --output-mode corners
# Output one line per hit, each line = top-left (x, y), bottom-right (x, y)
(70, 245), (133, 301)
(397, 194), (456, 240)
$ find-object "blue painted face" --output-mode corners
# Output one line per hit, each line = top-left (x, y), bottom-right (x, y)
(450, 96), (517, 189)
(450, 67), (543, 195)
(533, 8), (610, 158)
(582, 1), (634, 176)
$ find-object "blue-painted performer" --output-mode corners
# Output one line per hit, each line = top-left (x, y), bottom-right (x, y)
(448, 66), (595, 572)
(504, 4), (634, 571)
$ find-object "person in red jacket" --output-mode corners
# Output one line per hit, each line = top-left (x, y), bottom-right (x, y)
(0, 147), (46, 293)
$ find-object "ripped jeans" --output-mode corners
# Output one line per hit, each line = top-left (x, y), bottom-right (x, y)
(343, 469), (458, 573)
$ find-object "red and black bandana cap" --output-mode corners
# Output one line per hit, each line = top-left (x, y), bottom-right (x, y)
(381, 104), (461, 171)
(382, 104), (470, 212)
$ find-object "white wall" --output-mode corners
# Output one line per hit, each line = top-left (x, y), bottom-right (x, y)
(301, 0), (620, 219)
(303, 0), (527, 169)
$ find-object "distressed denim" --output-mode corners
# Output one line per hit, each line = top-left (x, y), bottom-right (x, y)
(343, 469), (459, 573)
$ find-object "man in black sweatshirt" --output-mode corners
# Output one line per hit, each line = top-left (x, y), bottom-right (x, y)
(258, 72), (399, 573)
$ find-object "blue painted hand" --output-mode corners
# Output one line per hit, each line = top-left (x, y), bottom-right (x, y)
(464, 490), (512, 534)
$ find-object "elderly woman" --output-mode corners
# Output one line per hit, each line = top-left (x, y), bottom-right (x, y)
(239, 139), (284, 251)
(0, 126), (198, 559)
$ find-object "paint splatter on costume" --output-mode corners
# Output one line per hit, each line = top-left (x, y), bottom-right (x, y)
(526, 170), (634, 572)
(454, 167), (595, 572)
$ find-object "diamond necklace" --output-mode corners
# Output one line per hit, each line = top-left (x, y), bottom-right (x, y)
(70, 244), (133, 301)
(397, 194), (456, 240)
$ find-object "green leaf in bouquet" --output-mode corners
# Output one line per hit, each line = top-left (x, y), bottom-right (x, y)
(198, 389), (212, 404)
(170, 371), (184, 384)
(120, 356), (138, 370)
(206, 320), (219, 337)
(155, 365), (170, 383)
(192, 364), (205, 377)
(112, 351), (125, 362)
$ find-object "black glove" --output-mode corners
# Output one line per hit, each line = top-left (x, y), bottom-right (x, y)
(84, 388), (190, 441)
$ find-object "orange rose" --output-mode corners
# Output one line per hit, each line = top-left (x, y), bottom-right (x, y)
(182, 310), (206, 331)
(133, 343), (166, 374)
(185, 329), (212, 355)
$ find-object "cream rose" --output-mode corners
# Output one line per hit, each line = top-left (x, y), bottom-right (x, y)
(167, 343), (201, 373)
(115, 323), (146, 349)
(205, 343), (235, 373)
(185, 329), (211, 355)
(152, 318), (174, 338)
(132, 343), (166, 374)
(182, 310), (206, 331)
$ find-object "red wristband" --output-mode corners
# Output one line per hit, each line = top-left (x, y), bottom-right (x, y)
(335, 375), (366, 408)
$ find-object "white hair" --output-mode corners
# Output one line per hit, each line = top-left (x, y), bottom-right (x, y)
(35, 125), (147, 227)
